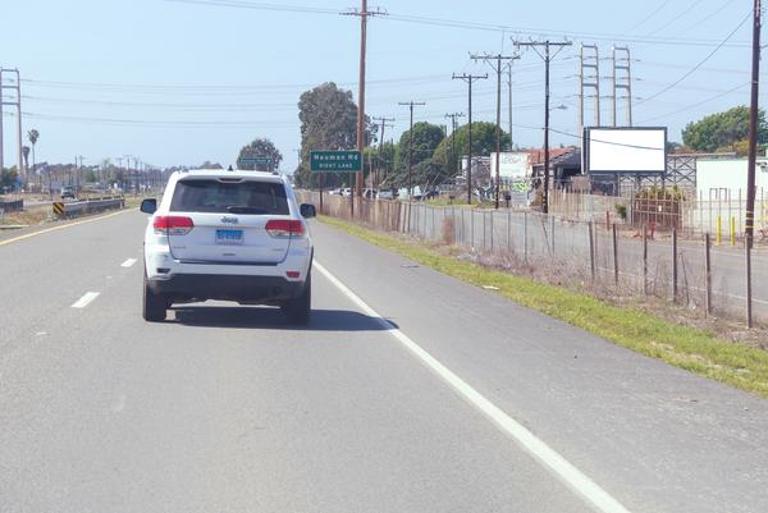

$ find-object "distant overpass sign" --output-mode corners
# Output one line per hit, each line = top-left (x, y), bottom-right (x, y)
(310, 151), (362, 173)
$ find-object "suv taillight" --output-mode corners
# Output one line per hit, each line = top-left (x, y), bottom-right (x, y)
(154, 216), (194, 236)
(265, 219), (305, 238)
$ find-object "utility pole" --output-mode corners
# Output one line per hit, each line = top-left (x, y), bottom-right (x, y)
(611, 46), (633, 127)
(514, 39), (572, 214)
(0, 69), (23, 185)
(342, 1), (386, 215)
(372, 116), (394, 191)
(452, 73), (488, 204)
(745, 0), (761, 328)
(398, 101), (425, 199)
(471, 52), (520, 209)
(506, 63), (514, 148)
(444, 112), (465, 179)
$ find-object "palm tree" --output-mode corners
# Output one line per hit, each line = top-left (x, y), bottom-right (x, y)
(27, 129), (40, 190)
(22, 146), (30, 174)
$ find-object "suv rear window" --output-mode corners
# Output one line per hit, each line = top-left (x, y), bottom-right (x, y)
(170, 179), (289, 215)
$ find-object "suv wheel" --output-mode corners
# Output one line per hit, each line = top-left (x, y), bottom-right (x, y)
(143, 275), (168, 322)
(282, 275), (311, 325)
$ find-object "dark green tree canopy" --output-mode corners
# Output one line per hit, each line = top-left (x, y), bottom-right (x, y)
(394, 122), (445, 172)
(682, 106), (768, 153)
(433, 122), (510, 173)
(237, 138), (283, 171)
(294, 82), (374, 188)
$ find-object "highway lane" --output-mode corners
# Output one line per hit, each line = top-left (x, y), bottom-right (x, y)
(1, 210), (767, 513)
(0, 211), (591, 513)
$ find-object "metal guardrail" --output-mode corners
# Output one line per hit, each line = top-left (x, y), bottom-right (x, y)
(0, 199), (24, 213)
(52, 197), (125, 218)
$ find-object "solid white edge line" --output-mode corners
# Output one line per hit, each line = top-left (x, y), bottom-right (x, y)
(71, 292), (100, 309)
(314, 260), (633, 513)
(121, 258), (138, 268)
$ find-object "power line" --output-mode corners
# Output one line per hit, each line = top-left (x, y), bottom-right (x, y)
(637, 10), (752, 106)
(625, 0), (672, 33)
(165, 0), (751, 48)
(643, 0), (706, 37)
(638, 82), (749, 124)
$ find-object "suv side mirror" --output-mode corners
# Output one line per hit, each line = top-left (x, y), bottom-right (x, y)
(300, 203), (317, 219)
(140, 198), (157, 214)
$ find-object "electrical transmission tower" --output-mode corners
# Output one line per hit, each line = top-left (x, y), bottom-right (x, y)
(579, 44), (601, 132)
(611, 46), (633, 127)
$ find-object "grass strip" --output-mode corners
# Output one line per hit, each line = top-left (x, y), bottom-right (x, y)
(319, 215), (768, 399)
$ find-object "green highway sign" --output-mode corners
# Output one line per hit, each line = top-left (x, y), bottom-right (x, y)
(310, 151), (362, 173)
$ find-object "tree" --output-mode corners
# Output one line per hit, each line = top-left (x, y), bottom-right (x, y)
(27, 129), (39, 172)
(295, 82), (374, 188)
(682, 106), (768, 153)
(199, 160), (224, 169)
(433, 122), (511, 176)
(392, 122), (445, 183)
(22, 146), (30, 173)
(237, 138), (283, 171)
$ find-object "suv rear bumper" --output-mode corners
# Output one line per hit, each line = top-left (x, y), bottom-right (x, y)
(148, 274), (306, 304)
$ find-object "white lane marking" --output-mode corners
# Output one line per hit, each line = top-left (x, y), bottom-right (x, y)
(314, 260), (632, 513)
(71, 292), (100, 309)
(0, 209), (133, 247)
(121, 258), (138, 268)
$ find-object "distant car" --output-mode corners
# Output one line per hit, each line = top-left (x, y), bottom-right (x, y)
(378, 189), (397, 200)
(140, 169), (316, 324)
(340, 188), (352, 197)
(61, 186), (76, 199)
(363, 188), (377, 200)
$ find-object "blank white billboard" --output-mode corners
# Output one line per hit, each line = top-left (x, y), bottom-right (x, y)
(586, 128), (666, 174)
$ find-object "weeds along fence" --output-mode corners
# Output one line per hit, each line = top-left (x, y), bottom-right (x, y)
(548, 188), (768, 242)
(301, 191), (765, 325)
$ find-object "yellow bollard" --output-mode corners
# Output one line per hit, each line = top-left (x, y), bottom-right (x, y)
(730, 217), (737, 247)
(716, 216), (722, 246)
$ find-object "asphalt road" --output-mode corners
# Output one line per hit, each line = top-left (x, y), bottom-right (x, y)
(1, 210), (767, 513)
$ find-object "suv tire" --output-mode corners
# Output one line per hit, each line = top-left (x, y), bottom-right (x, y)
(282, 275), (311, 325)
(143, 275), (168, 322)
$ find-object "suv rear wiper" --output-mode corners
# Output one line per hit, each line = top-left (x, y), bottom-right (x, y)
(226, 206), (270, 214)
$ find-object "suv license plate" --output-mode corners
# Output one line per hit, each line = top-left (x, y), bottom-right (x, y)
(216, 229), (243, 245)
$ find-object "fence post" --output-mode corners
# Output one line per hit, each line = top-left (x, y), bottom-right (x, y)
(730, 216), (736, 247)
(471, 209), (475, 248)
(490, 211), (495, 253)
(507, 209), (511, 252)
(483, 211), (487, 250)
(716, 215), (722, 245)
(643, 225), (648, 295)
(705, 233), (712, 316)
(524, 212), (528, 262)
(672, 227), (678, 303)
(612, 223), (619, 287)
(551, 215), (556, 259)
(588, 221), (596, 281)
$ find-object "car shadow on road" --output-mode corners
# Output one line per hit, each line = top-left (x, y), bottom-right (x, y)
(171, 306), (399, 332)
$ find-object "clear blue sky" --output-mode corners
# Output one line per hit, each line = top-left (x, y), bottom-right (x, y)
(0, 0), (760, 172)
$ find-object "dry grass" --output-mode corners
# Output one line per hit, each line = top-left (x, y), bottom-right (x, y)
(320, 214), (768, 399)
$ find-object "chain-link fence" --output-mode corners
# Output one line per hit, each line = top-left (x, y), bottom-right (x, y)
(301, 191), (766, 324)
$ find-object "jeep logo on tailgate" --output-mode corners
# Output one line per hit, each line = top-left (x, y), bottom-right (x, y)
(220, 216), (239, 224)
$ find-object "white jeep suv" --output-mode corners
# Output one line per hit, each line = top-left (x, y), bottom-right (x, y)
(140, 169), (315, 324)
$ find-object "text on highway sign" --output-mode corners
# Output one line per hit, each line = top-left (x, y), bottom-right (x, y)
(310, 151), (362, 173)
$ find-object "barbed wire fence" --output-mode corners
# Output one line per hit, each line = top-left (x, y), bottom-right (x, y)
(301, 191), (765, 326)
